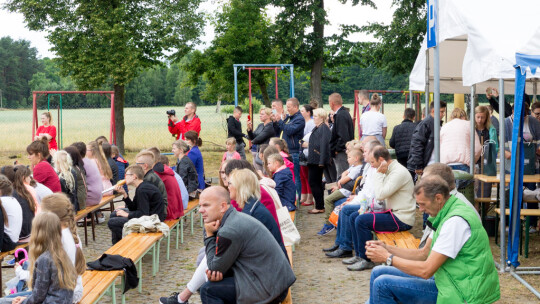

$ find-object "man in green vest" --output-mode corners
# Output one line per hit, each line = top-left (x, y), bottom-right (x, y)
(364, 175), (500, 304)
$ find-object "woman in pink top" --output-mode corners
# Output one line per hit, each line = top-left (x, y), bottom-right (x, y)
(27, 138), (61, 193)
(86, 141), (114, 196)
(34, 112), (58, 152)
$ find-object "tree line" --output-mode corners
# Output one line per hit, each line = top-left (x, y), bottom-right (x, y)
(0, 36), (413, 109)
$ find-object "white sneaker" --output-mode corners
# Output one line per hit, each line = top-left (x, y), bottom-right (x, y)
(97, 216), (106, 224)
(529, 227), (537, 234)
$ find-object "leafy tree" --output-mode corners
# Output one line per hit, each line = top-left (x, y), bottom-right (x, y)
(5, 0), (205, 152)
(359, 0), (426, 75)
(271, 0), (375, 105)
(184, 0), (279, 107)
(0, 37), (41, 108)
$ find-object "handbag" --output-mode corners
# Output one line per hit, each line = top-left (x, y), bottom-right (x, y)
(523, 142), (537, 175)
(262, 184), (300, 246)
(482, 139), (497, 176)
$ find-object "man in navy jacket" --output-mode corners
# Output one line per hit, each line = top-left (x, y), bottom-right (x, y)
(273, 98), (305, 200)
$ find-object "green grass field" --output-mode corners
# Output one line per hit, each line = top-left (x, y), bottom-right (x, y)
(0, 103), (459, 155)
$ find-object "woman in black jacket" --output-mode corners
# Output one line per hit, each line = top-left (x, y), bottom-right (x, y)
(247, 107), (276, 171)
(307, 108), (332, 214)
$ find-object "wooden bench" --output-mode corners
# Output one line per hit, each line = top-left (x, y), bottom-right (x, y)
(79, 270), (123, 304)
(75, 194), (121, 246)
(375, 231), (420, 249)
(0, 243), (30, 289)
(495, 207), (540, 258)
(181, 199), (201, 244)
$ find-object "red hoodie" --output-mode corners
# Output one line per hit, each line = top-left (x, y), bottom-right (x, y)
(168, 115), (201, 140)
(153, 163), (184, 220)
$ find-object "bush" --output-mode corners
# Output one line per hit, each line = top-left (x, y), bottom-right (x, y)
(220, 97), (263, 115)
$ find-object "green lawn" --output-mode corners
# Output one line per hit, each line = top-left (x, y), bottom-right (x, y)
(0, 103), (459, 154)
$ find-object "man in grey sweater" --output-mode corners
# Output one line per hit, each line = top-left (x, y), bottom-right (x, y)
(199, 186), (295, 304)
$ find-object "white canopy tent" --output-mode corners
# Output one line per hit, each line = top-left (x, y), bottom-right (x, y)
(409, 0), (540, 95)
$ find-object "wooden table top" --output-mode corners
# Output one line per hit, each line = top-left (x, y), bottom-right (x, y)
(474, 174), (540, 183)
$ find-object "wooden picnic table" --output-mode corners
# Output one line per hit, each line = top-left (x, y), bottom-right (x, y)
(474, 174), (540, 184)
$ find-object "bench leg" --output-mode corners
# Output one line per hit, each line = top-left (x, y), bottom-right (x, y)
(84, 216), (89, 247)
(525, 216), (531, 258)
(91, 212), (96, 242)
(167, 232), (171, 260)
(190, 212), (194, 235)
(111, 280), (117, 304)
(181, 217), (184, 244)
(121, 275), (126, 304)
(176, 223), (180, 249)
(137, 259), (142, 293)
(152, 242), (157, 276)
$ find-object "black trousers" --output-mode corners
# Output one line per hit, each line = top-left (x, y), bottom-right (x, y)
(308, 164), (325, 210)
(107, 209), (129, 245)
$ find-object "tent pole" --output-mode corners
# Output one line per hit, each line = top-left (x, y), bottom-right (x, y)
(499, 78), (506, 272)
(425, 49), (430, 118)
(470, 85), (475, 175)
(409, 90), (413, 108)
(534, 79), (537, 103)
(433, 45), (440, 162)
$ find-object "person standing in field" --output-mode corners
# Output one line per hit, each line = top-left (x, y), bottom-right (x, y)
(167, 102), (201, 140)
(390, 108), (417, 170)
(226, 106), (247, 160)
(360, 93), (387, 147)
(34, 112), (58, 153)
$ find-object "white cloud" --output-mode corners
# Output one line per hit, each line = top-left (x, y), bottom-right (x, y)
(0, 0), (394, 58)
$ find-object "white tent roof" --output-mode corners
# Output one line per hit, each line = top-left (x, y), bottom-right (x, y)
(409, 0), (540, 94)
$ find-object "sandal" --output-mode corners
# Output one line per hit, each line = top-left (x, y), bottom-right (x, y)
(308, 209), (325, 214)
(301, 201), (314, 206)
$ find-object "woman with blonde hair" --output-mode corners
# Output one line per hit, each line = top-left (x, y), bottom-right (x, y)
(52, 151), (79, 211)
(360, 93), (387, 146)
(86, 141), (113, 196)
(475, 105), (498, 198)
(11, 212), (77, 304)
(440, 107), (482, 173)
(247, 107), (276, 171)
(307, 108), (332, 214)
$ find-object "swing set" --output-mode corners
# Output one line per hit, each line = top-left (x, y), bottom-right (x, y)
(31, 91), (116, 149)
(233, 64), (295, 119)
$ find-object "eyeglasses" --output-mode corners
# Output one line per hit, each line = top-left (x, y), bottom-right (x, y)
(136, 162), (145, 165)
(219, 171), (225, 174)
(125, 173), (134, 176)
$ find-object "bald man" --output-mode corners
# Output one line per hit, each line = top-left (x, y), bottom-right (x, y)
(197, 186), (295, 304)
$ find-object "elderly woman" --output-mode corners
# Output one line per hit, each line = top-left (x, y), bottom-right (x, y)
(247, 107), (276, 171)
(307, 108), (332, 214)
(440, 108), (482, 173)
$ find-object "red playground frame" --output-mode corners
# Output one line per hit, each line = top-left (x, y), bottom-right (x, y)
(31, 91), (116, 148)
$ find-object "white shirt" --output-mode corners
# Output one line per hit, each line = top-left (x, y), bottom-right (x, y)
(1, 196), (23, 243)
(174, 171), (189, 210)
(431, 216), (471, 259)
(62, 227), (83, 303)
(34, 182), (53, 204)
(339, 164), (364, 197)
(360, 111), (387, 136)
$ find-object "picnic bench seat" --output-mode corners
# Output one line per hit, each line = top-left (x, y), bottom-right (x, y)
(164, 219), (180, 260)
(79, 270), (123, 304)
(495, 208), (540, 258)
(375, 231), (420, 249)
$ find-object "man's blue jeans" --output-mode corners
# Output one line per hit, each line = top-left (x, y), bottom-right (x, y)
(350, 212), (412, 260)
(291, 152), (301, 200)
(367, 266), (437, 304)
(335, 203), (360, 251)
(200, 276), (236, 304)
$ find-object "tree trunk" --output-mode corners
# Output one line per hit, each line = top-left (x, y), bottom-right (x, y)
(256, 75), (271, 107)
(113, 83), (126, 154)
(310, 0), (324, 106)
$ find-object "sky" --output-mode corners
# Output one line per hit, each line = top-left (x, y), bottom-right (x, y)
(0, 0), (394, 59)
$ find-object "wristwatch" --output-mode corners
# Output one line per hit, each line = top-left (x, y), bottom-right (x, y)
(386, 254), (394, 266)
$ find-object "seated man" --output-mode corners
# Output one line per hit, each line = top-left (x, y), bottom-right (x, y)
(347, 146), (416, 271)
(198, 186), (295, 304)
(324, 139), (381, 257)
(136, 151), (168, 216)
(267, 153), (296, 211)
(108, 165), (165, 244)
(318, 148), (365, 236)
(365, 175), (500, 304)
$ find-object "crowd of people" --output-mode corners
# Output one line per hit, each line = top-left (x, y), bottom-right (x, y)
(0, 86), (517, 303)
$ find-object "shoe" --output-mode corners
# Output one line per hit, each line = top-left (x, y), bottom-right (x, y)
(529, 227), (538, 234)
(317, 224), (335, 236)
(301, 201), (314, 206)
(97, 216), (106, 224)
(5, 257), (16, 266)
(308, 209), (325, 214)
(347, 260), (375, 271)
(322, 244), (339, 252)
(342, 256), (362, 265)
(325, 248), (353, 258)
(159, 292), (185, 304)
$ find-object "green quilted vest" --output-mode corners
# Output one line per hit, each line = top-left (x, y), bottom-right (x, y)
(429, 196), (500, 304)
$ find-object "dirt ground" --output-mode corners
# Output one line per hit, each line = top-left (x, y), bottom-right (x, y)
(2, 152), (540, 303)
